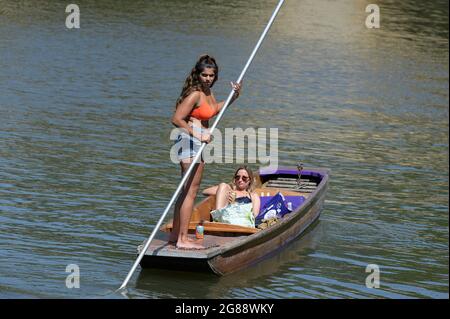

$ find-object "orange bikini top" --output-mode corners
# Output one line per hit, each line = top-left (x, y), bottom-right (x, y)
(190, 99), (216, 121)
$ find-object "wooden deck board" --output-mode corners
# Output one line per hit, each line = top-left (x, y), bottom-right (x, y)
(141, 231), (248, 259)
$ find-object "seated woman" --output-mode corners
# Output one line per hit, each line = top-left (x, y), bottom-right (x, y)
(202, 166), (261, 227)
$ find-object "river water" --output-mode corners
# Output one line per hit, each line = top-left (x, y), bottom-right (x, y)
(0, 0), (448, 298)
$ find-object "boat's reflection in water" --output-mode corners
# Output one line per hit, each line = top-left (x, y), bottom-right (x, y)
(132, 219), (324, 298)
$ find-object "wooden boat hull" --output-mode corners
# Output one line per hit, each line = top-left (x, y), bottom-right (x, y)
(139, 166), (329, 275)
(208, 184), (326, 275)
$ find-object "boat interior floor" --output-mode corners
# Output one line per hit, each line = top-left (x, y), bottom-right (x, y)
(140, 231), (246, 258)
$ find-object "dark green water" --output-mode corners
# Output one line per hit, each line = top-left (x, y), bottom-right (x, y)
(0, 0), (448, 298)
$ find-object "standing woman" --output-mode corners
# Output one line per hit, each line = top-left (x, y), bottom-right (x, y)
(170, 54), (242, 249)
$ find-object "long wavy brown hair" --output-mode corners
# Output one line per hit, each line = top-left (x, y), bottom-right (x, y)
(175, 54), (219, 108)
(229, 166), (255, 193)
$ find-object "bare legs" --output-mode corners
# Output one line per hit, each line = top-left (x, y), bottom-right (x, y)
(215, 183), (232, 210)
(170, 160), (205, 249)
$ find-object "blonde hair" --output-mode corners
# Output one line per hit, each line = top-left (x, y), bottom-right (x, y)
(229, 166), (255, 193)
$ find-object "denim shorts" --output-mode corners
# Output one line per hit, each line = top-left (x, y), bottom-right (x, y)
(174, 127), (207, 161)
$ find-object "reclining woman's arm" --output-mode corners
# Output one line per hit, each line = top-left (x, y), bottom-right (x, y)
(251, 193), (261, 217)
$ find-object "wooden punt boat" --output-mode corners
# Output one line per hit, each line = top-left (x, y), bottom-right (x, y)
(138, 166), (329, 275)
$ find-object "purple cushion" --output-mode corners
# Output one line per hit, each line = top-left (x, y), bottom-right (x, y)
(256, 192), (306, 225)
(259, 195), (305, 213)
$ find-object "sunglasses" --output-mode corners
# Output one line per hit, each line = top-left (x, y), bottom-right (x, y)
(234, 175), (250, 182)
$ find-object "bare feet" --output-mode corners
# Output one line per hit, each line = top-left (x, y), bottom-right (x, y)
(176, 240), (205, 250)
(169, 237), (200, 245)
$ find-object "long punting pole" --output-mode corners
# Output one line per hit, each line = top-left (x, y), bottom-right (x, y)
(118, 0), (285, 291)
